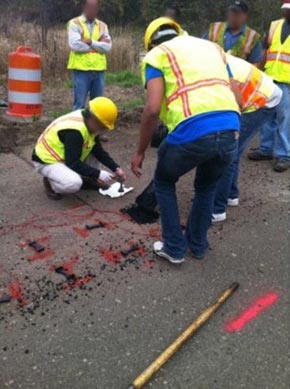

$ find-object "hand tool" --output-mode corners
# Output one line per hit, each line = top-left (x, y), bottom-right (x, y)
(121, 244), (139, 257)
(127, 282), (239, 389)
(28, 240), (45, 253)
(118, 178), (125, 193)
(85, 222), (106, 230)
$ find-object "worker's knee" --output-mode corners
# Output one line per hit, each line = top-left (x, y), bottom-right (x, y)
(59, 175), (83, 194)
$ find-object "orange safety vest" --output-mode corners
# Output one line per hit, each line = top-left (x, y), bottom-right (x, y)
(227, 54), (277, 113)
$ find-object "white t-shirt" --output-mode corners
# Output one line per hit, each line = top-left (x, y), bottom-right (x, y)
(265, 84), (283, 108)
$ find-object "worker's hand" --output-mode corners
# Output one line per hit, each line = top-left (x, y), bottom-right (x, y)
(115, 168), (126, 182)
(131, 152), (145, 178)
(99, 35), (111, 43)
(82, 38), (92, 46)
(99, 170), (114, 184)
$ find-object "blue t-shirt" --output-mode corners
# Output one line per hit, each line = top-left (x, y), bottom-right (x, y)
(203, 25), (263, 64)
(145, 65), (240, 145)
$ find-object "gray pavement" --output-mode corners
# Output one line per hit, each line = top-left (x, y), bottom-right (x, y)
(0, 138), (289, 389)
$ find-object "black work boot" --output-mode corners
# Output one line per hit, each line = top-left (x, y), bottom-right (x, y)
(248, 150), (273, 161)
(43, 178), (62, 200)
(273, 160), (290, 173)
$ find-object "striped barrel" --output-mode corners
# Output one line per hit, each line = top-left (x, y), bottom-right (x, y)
(7, 46), (42, 118)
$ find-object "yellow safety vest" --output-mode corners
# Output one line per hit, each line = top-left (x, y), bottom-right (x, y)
(67, 16), (108, 71)
(208, 22), (260, 60)
(227, 55), (277, 113)
(35, 111), (96, 164)
(142, 36), (240, 133)
(265, 19), (290, 83)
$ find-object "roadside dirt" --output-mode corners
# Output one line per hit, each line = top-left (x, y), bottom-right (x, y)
(0, 80), (143, 154)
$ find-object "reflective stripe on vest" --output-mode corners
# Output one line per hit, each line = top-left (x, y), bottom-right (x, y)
(142, 36), (240, 132)
(35, 112), (95, 164)
(265, 20), (290, 83)
(159, 45), (191, 117)
(227, 54), (276, 112)
(238, 67), (267, 110)
(209, 22), (260, 60)
(67, 17), (107, 71)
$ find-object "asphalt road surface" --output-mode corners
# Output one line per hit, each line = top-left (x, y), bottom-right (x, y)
(0, 136), (289, 389)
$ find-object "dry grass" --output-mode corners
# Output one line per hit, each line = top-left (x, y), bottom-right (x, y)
(0, 20), (141, 80)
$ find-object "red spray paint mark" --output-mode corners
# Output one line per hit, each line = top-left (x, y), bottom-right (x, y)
(144, 260), (155, 269)
(147, 227), (162, 240)
(8, 282), (27, 307)
(89, 218), (116, 231)
(137, 247), (147, 256)
(225, 292), (279, 333)
(51, 257), (79, 275)
(28, 250), (54, 262)
(72, 227), (90, 238)
(63, 275), (93, 291)
(100, 250), (123, 265)
(68, 204), (87, 211)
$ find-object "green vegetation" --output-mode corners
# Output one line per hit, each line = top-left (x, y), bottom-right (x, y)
(119, 97), (144, 110)
(50, 108), (71, 119)
(105, 71), (141, 88)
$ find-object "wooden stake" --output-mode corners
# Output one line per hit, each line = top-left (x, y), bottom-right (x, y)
(128, 282), (239, 389)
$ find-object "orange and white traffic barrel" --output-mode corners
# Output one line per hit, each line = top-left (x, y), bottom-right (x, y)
(7, 46), (42, 118)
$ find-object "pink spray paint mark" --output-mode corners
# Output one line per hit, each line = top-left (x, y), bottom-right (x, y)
(144, 260), (155, 269)
(225, 292), (279, 332)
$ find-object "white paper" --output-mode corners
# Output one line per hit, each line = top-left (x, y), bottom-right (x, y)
(99, 182), (134, 198)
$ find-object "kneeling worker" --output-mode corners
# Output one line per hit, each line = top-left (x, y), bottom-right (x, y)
(32, 97), (126, 200)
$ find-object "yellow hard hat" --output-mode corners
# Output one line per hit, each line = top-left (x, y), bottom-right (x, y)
(144, 17), (182, 52)
(89, 97), (118, 131)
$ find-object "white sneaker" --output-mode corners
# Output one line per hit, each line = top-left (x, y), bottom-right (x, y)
(153, 241), (185, 264)
(212, 213), (227, 223)
(228, 198), (239, 207)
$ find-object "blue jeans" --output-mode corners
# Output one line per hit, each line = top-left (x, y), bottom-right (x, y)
(154, 131), (238, 259)
(214, 107), (276, 214)
(259, 82), (290, 161)
(73, 70), (105, 110)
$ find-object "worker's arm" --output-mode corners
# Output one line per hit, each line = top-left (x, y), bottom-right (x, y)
(230, 78), (243, 110)
(247, 41), (263, 68)
(226, 63), (243, 110)
(68, 21), (92, 53)
(59, 130), (101, 178)
(92, 138), (126, 181)
(131, 77), (164, 177)
(91, 24), (112, 54)
(91, 138), (119, 172)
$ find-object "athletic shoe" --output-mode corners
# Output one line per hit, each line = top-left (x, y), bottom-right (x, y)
(248, 151), (273, 161)
(212, 213), (227, 223)
(273, 160), (290, 173)
(153, 241), (185, 264)
(228, 198), (239, 207)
